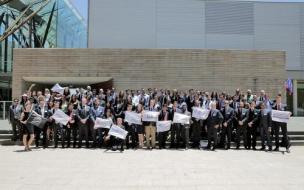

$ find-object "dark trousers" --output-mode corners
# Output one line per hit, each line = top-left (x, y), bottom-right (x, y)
(54, 124), (65, 148)
(207, 126), (218, 147)
(110, 136), (124, 151)
(42, 124), (49, 148)
(236, 125), (247, 148)
(11, 119), (19, 140)
(65, 126), (78, 148)
(181, 125), (190, 149)
(126, 125), (137, 149)
(96, 128), (104, 148)
(89, 124), (97, 148)
(220, 125), (232, 148)
(273, 121), (289, 148)
(34, 126), (42, 147)
(158, 131), (168, 149)
(170, 123), (182, 148)
(78, 123), (89, 148)
(246, 126), (257, 149)
(260, 126), (272, 148)
(191, 120), (201, 147)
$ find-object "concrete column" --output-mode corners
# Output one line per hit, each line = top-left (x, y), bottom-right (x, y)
(293, 79), (298, 116)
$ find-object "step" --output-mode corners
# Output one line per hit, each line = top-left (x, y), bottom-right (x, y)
(0, 134), (12, 139)
(0, 130), (12, 134)
(287, 131), (304, 135)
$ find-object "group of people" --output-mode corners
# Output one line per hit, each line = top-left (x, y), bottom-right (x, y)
(8, 85), (291, 152)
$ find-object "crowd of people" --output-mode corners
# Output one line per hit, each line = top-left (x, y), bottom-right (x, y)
(8, 84), (291, 152)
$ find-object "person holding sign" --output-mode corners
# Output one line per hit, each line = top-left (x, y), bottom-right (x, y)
(272, 94), (291, 152)
(76, 97), (91, 148)
(205, 102), (223, 151)
(124, 104), (137, 149)
(107, 117), (126, 152)
(90, 98), (105, 148)
(19, 101), (35, 151)
(136, 104), (144, 148)
(65, 103), (78, 148)
(102, 108), (115, 148)
(158, 104), (170, 149)
(143, 99), (159, 150)
(170, 101), (182, 148)
(51, 101), (65, 148)
(33, 96), (48, 148)
(191, 100), (202, 149)
(219, 100), (235, 150)
(180, 102), (191, 149)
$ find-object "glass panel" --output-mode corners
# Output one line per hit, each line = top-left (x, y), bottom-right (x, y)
(297, 80), (304, 116)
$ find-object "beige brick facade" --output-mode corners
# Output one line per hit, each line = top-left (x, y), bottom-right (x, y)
(12, 48), (286, 99)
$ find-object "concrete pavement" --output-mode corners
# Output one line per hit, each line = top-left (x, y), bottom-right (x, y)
(0, 145), (303, 190)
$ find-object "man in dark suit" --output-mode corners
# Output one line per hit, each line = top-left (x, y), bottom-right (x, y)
(158, 104), (170, 149)
(259, 102), (272, 151)
(220, 100), (234, 150)
(272, 94), (291, 152)
(77, 97), (91, 148)
(247, 101), (260, 150)
(205, 102), (223, 150)
(235, 101), (249, 149)
(170, 101), (182, 148)
(8, 98), (23, 141)
(191, 100), (202, 149)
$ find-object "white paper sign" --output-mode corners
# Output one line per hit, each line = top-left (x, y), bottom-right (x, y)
(94, 118), (113, 129)
(27, 111), (47, 128)
(173, 112), (190, 124)
(69, 88), (77, 95)
(272, 110), (291, 123)
(108, 125), (128, 139)
(51, 83), (65, 95)
(192, 107), (210, 120)
(156, 120), (172, 132)
(142, 111), (159, 122)
(52, 109), (70, 125)
(125, 111), (142, 125)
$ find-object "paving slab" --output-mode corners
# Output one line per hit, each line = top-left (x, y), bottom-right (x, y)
(0, 146), (303, 190)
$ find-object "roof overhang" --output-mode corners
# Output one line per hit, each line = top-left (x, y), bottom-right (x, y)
(22, 76), (113, 85)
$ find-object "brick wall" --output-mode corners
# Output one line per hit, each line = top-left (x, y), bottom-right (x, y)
(12, 48), (286, 99)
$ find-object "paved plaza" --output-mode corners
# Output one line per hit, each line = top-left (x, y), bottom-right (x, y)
(0, 145), (303, 190)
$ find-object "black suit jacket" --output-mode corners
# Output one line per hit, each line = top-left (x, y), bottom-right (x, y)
(221, 107), (234, 126)
(206, 109), (223, 127)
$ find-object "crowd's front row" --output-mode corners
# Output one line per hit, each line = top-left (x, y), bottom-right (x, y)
(9, 89), (291, 153)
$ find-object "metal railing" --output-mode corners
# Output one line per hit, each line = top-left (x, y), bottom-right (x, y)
(0, 101), (12, 120)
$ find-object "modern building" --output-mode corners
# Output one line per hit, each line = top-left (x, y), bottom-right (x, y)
(88, 0), (304, 116)
(0, 0), (88, 100)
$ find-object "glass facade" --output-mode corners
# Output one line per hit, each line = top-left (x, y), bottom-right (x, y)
(297, 81), (304, 116)
(0, 0), (88, 100)
(287, 80), (304, 116)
